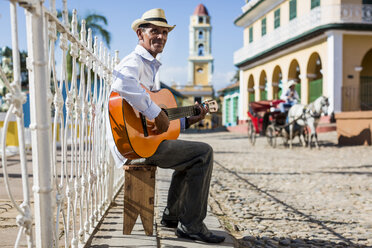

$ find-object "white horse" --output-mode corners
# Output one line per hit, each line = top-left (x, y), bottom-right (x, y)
(287, 96), (329, 149)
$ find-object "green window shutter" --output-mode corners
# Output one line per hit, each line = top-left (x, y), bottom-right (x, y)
(311, 0), (320, 9)
(278, 87), (282, 99)
(274, 9), (280, 29)
(249, 27), (253, 43)
(232, 97), (238, 125)
(225, 98), (231, 123)
(260, 90), (267, 100)
(289, 0), (297, 20)
(261, 18), (266, 36)
(249, 91), (255, 102)
(309, 79), (323, 102)
(295, 83), (301, 100)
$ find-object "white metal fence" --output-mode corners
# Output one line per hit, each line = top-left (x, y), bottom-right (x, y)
(1, 0), (123, 247)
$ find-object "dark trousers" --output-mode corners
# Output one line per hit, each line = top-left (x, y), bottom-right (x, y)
(145, 139), (214, 232)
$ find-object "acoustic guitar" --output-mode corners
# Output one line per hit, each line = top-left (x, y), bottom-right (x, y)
(108, 88), (218, 159)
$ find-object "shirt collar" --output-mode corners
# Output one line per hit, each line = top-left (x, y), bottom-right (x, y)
(135, 45), (162, 66)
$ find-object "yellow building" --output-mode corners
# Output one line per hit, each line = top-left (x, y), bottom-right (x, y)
(234, 0), (372, 124)
(172, 4), (214, 129)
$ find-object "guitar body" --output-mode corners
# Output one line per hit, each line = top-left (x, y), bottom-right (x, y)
(108, 88), (180, 159)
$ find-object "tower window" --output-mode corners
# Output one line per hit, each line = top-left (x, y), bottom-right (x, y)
(198, 44), (204, 56)
(198, 17), (203, 23)
(199, 31), (204, 40)
(197, 68), (203, 73)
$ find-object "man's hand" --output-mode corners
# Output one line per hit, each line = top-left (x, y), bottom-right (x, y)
(154, 110), (169, 134)
(187, 102), (207, 126)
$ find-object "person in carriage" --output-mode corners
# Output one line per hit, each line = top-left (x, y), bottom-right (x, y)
(279, 80), (300, 113)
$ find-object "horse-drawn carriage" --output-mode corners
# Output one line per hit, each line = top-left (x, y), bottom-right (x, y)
(247, 96), (329, 148)
(247, 99), (286, 146)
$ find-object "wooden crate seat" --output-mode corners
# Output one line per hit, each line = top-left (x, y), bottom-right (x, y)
(123, 164), (157, 236)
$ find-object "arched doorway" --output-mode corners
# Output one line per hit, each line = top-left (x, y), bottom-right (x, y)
(288, 60), (301, 99)
(248, 74), (255, 102)
(307, 52), (323, 102)
(272, 65), (282, 99)
(360, 49), (372, 110)
(259, 70), (267, 100)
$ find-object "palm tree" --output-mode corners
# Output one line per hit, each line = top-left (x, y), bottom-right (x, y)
(0, 46), (29, 89)
(57, 10), (111, 81)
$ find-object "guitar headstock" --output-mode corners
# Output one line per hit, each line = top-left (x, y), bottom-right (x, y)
(203, 100), (218, 113)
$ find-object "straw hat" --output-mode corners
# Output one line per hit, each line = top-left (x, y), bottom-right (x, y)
(287, 80), (297, 88)
(131, 8), (176, 32)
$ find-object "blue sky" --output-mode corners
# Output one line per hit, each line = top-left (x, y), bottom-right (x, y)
(0, 0), (245, 91)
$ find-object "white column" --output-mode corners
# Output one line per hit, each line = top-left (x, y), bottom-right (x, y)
(299, 73), (308, 104)
(208, 61), (213, 85)
(239, 69), (248, 121)
(25, 1), (53, 247)
(188, 61), (194, 85)
(326, 30), (343, 113)
(222, 97), (226, 126)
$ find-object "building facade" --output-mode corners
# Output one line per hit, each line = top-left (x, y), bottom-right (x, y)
(219, 82), (240, 127)
(172, 3), (214, 129)
(234, 0), (372, 124)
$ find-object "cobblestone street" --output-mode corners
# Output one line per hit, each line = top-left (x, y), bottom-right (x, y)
(182, 130), (372, 247)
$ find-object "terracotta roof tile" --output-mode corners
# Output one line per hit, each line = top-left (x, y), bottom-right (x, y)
(193, 4), (209, 16)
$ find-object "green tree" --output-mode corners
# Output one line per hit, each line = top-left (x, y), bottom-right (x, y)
(0, 46), (29, 90)
(231, 69), (240, 83)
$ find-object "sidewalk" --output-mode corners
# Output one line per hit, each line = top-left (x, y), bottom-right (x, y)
(87, 167), (235, 247)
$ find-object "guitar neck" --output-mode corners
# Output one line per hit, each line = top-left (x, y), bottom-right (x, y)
(166, 105), (200, 121)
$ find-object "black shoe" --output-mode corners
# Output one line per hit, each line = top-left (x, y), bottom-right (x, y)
(161, 218), (178, 228)
(176, 228), (225, 243)
(161, 207), (178, 228)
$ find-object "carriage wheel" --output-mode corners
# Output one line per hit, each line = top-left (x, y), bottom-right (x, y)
(266, 125), (276, 148)
(247, 120), (256, 145)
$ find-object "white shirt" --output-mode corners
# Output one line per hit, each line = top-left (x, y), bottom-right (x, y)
(280, 88), (299, 102)
(106, 45), (185, 168)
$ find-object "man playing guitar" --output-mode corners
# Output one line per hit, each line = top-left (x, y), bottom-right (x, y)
(107, 8), (225, 244)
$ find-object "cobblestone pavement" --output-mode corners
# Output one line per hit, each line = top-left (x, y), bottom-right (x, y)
(181, 130), (372, 248)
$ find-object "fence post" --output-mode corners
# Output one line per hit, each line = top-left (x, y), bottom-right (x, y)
(24, 1), (54, 247)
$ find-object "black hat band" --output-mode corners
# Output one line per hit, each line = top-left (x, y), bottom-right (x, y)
(144, 17), (168, 24)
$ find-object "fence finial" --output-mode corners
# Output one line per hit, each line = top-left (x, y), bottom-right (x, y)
(80, 19), (87, 46)
(71, 9), (78, 38)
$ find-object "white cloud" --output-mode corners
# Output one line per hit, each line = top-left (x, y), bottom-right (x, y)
(159, 65), (235, 94)
(213, 70), (236, 92)
(159, 65), (188, 86)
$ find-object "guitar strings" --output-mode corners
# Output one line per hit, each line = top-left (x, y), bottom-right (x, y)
(167, 106), (196, 120)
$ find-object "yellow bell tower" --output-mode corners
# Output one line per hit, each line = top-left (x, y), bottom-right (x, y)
(187, 4), (214, 104)
(172, 4), (214, 129)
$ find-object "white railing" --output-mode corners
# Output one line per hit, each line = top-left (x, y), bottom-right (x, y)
(1, 0), (124, 247)
(234, 4), (372, 65)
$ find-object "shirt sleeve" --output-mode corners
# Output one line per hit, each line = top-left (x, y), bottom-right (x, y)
(180, 117), (186, 130)
(280, 90), (288, 100)
(112, 61), (161, 120)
